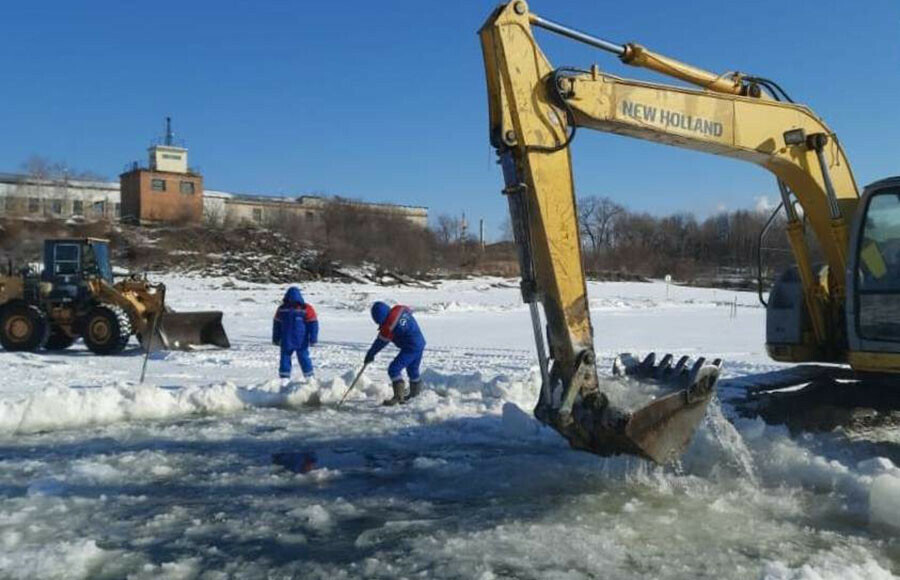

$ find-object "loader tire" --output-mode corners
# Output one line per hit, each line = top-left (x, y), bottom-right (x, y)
(0, 303), (48, 352)
(45, 328), (76, 351)
(82, 305), (132, 355)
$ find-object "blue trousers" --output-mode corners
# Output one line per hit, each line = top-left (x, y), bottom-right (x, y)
(280, 348), (313, 378)
(388, 348), (423, 382)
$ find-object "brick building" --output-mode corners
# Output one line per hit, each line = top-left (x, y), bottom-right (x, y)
(120, 121), (203, 224)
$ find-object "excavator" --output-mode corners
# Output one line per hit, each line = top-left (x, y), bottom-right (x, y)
(479, 2), (900, 463)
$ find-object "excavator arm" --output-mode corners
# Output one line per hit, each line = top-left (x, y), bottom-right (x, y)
(479, 2), (861, 462)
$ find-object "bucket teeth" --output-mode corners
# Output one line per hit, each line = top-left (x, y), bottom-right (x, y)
(614, 352), (723, 392)
(655, 354), (674, 379)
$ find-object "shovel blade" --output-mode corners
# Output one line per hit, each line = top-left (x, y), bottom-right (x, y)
(157, 311), (230, 350)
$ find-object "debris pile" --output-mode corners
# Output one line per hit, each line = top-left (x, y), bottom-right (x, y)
(145, 226), (435, 286)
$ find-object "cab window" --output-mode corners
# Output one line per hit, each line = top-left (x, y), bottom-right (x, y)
(54, 244), (80, 276)
(857, 189), (900, 341)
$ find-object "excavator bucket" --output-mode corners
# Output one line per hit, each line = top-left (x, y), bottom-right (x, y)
(545, 353), (722, 464)
(154, 311), (230, 350)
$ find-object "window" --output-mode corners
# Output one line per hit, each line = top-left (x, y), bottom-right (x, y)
(28, 198), (39, 213)
(252, 208), (263, 223)
(114, 203), (121, 217)
(54, 243), (80, 275)
(73, 200), (83, 215)
(93, 201), (105, 216)
(3, 197), (14, 212)
(51, 199), (63, 214)
(180, 181), (195, 195)
(306, 211), (315, 222)
(857, 189), (900, 341)
(151, 178), (166, 192)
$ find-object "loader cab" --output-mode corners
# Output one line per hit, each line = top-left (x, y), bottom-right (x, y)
(41, 239), (113, 303)
(846, 177), (900, 369)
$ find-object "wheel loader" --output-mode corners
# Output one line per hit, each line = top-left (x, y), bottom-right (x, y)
(0, 238), (229, 354)
(480, 2), (900, 462)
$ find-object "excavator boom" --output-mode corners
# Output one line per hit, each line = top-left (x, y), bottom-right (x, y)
(478, 2), (897, 461)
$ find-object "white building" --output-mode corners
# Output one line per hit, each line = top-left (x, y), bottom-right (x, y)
(0, 173), (120, 220)
(202, 191), (428, 229)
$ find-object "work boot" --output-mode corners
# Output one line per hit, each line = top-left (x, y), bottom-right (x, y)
(406, 379), (423, 401)
(382, 380), (407, 406)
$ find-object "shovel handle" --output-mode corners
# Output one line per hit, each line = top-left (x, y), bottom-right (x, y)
(337, 363), (368, 408)
(139, 310), (163, 384)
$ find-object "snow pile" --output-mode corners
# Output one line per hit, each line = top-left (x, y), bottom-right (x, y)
(870, 473), (900, 531)
(0, 378), (376, 434)
(762, 547), (896, 580)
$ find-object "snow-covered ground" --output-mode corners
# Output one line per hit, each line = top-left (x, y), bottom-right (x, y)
(0, 276), (898, 579)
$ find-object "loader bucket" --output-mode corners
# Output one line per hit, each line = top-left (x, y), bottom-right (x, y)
(155, 311), (230, 350)
(545, 353), (722, 464)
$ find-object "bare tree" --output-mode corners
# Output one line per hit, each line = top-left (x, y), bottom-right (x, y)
(202, 201), (225, 228)
(578, 196), (600, 252)
(16, 156), (107, 220)
(320, 197), (433, 273)
(20, 155), (105, 182)
(435, 214), (461, 245)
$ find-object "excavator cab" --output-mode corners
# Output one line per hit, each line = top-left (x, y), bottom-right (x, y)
(846, 177), (900, 372)
(40, 239), (113, 303)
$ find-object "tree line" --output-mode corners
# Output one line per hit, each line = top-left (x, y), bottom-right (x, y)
(573, 195), (806, 282)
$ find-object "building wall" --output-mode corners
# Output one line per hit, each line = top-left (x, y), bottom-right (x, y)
(297, 196), (428, 228)
(220, 195), (428, 229)
(0, 173), (427, 228)
(119, 171), (141, 222)
(223, 199), (314, 228)
(148, 145), (188, 173)
(0, 174), (120, 220)
(120, 169), (203, 224)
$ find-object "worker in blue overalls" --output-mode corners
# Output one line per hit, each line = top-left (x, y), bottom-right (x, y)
(273, 286), (319, 380)
(364, 301), (426, 405)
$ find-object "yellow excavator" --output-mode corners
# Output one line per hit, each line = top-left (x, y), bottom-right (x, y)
(480, 2), (900, 462)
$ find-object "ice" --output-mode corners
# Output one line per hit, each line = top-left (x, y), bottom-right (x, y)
(501, 402), (542, 438)
(0, 275), (896, 577)
(0, 539), (130, 580)
(128, 558), (201, 580)
(289, 504), (334, 533)
(870, 474), (900, 531)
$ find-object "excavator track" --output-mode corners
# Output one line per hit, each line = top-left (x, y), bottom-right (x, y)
(730, 365), (900, 433)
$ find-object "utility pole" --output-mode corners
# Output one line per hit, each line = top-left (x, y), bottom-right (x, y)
(479, 218), (485, 251)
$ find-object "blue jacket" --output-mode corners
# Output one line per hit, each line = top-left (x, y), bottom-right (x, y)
(273, 287), (319, 351)
(366, 302), (425, 360)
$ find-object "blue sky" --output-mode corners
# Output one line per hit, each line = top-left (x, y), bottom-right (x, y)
(2, 1), (898, 238)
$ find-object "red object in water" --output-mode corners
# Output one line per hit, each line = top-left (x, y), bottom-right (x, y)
(272, 451), (318, 473)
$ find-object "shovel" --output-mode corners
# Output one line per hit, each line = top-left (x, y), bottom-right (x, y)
(337, 363), (369, 408)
